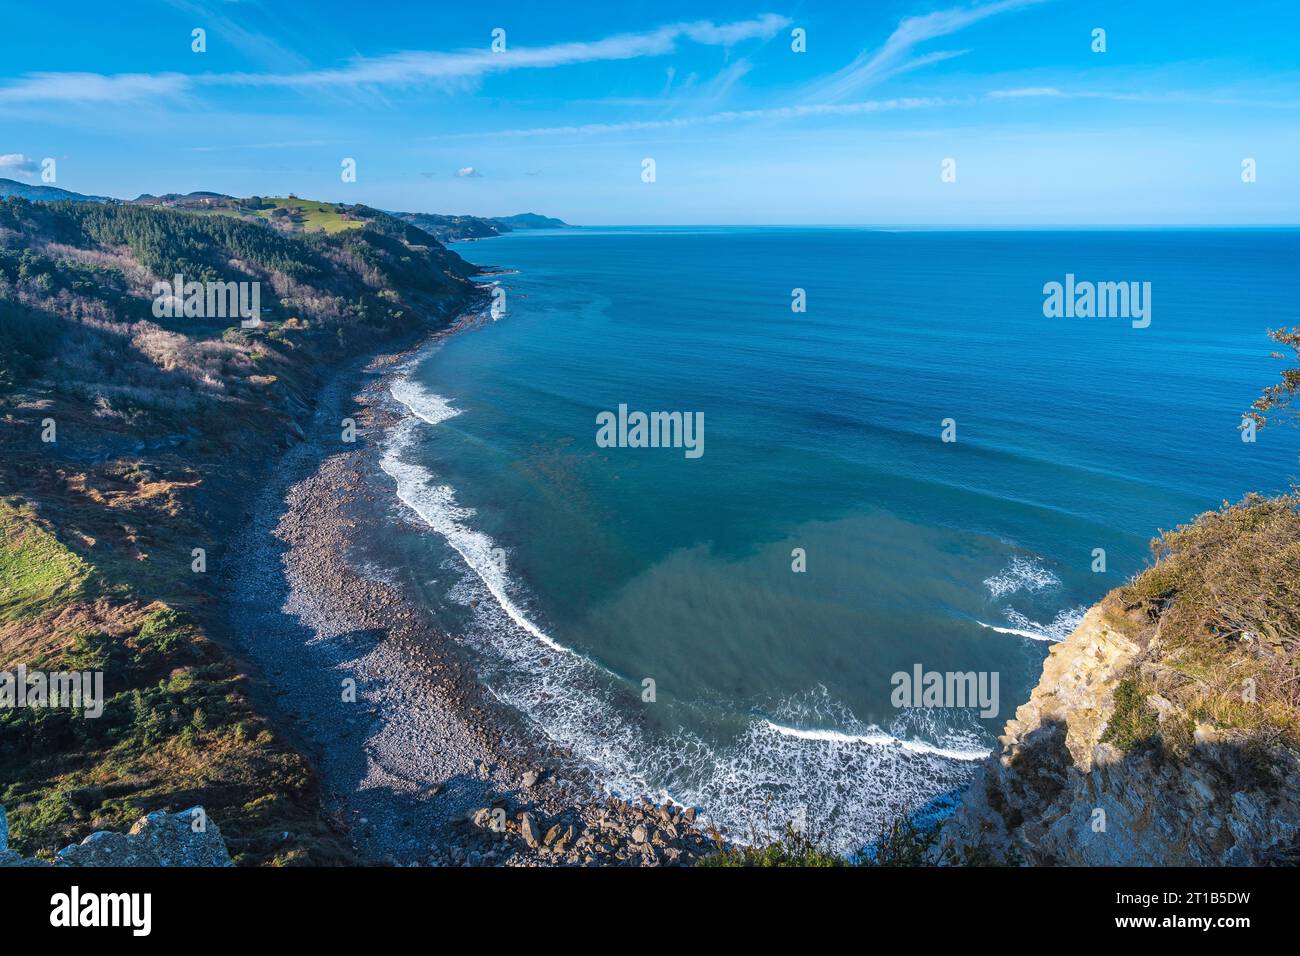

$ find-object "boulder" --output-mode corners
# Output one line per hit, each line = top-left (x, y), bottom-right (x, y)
(1, 806), (232, 868)
(519, 813), (541, 848)
(55, 830), (158, 867)
(59, 807), (233, 867)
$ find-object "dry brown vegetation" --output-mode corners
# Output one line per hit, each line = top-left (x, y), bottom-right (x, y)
(1110, 493), (1300, 755)
(0, 196), (483, 862)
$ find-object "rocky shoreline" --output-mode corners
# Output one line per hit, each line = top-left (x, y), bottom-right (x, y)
(224, 317), (722, 866)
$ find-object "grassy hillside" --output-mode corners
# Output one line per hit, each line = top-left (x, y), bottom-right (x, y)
(129, 193), (371, 236)
(0, 196), (484, 863)
(244, 197), (365, 234)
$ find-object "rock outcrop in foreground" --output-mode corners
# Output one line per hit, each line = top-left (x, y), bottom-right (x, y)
(451, 792), (720, 867)
(0, 806), (232, 867)
(945, 602), (1300, 865)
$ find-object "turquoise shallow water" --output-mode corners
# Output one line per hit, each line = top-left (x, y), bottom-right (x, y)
(375, 227), (1300, 851)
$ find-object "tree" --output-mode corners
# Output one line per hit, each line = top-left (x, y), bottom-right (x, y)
(1247, 327), (1300, 432)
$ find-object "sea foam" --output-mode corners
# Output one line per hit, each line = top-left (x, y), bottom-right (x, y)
(389, 378), (461, 427)
(983, 555), (1061, 599)
(378, 371), (989, 855)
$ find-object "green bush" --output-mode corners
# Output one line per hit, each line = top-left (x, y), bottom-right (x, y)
(1101, 677), (1161, 753)
(696, 824), (846, 867)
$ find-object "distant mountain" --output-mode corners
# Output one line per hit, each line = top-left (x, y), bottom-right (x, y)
(0, 177), (111, 203)
(390, 209), (572, 242)
(392, 211), (502, 242)
(131, 190), (236, 207)
(491, 213), (569, 230)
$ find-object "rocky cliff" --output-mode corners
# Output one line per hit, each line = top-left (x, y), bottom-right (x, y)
(945, 595), (1300, 865)
(0, 805), (232, 867)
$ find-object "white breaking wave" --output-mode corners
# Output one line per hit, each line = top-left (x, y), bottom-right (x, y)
(390, 378), (462, 426)
(983, 555), (1060, 599)
(977, 620), (1055, 642)
(658, 691), (986, 852)
(763, 721), (989, 761)
(380, 419), (574, 656)
(977, 605), (1087, 643)
(378, 370), (989, 854)
(1004, 605), (1087, 642)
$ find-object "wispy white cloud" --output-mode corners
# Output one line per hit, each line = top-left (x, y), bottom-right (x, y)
(984, 87), (1190, 104)
(0, 14), (789, 105)
(804, 0), (1046, 102)
(213, 15), (790, 90)
(486, 81), (1296, 141)
(182, 138), (347, 152)
(696, 59), (755, 105)
(480, 97), (952, 137)
(0, 72), (190, 104)
(163, 0), (311, 70)
(987, 86), (1063, 98)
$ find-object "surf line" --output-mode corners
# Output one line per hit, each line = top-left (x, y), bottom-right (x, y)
(380, 384), (626, 686)
(975, 620), (1058, 642)
(379, 441), (572, 657)
(764, 721), (989, 762)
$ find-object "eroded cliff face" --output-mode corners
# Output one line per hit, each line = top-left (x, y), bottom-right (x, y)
(946, 603), (1300, 866)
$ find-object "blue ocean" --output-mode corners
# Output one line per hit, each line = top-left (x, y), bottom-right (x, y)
(375, 227), (1300, 851)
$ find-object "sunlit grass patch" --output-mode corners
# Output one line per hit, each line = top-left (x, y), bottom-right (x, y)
(0, 498), (91, 625)
(248, 197), (364, 234)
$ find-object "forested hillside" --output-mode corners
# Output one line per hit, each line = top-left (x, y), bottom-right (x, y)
(0, 197), (484, 863)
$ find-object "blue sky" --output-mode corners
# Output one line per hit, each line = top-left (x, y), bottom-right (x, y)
(1, 0), (1297, 224)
